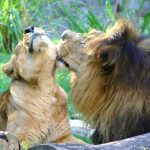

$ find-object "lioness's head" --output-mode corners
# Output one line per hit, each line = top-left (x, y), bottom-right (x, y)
(3, 26), (56, 82)
(57, 29), (103, 72)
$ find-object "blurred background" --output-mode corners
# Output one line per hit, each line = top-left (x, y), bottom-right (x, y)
(0, 0), (150, 143)
(1, 0), (150, 53)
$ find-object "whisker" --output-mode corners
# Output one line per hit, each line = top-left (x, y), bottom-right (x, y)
(56, 55), (63, 61)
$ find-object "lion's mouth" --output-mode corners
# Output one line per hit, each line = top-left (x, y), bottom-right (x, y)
(56, 53), (69, 68)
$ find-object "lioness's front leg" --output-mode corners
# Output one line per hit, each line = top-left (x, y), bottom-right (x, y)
(53, 85), (85, 144)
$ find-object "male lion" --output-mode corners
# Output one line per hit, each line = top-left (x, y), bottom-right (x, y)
(1, 26), (83, 147)
(57, 20), (150, 144)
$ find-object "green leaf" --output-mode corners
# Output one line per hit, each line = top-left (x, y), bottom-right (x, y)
(86, 11), (103, 30)
(138, 0), (145, 15)
(106, 0), (115, 21)
(142, 12), (150, 34)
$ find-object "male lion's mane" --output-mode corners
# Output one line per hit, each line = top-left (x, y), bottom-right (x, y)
(72, 20), (150, 143)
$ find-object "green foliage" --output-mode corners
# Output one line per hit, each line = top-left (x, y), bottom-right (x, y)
(0, 53), (11, 93)
(58, 0), (149, 34)
(0, 0), (24, 52)
(73, 134), (92, 144)
(56, 69), (71, 93)
(142, 12), (150, 34)
(56, 69), (76, 119)
(59, 1), (105, 32)
(86, 11), (103, 30)
(0, 0), (149, 53)
(138, 0), (145, 15)
(21, 142), (28, 150)
(106, 0), (115, 21)
(59, 1), (88, 33)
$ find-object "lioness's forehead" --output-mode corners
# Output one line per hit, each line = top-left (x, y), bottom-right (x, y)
(23, 27), (45, 40)
(34, 27), (45, 33)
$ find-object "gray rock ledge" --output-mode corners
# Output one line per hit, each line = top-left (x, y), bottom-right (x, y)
(29, 133), (150, 150)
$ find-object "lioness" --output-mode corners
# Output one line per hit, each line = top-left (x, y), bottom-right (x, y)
(1, 26), (83, 147)
(57, 20), (150, 144)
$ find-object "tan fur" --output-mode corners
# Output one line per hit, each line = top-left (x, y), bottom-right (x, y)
(0, 90), (10, 131)
(1, 28), (83, 147)
(57, 20), (150, 143)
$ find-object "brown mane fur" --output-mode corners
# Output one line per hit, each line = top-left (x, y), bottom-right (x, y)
(58, 20), (150, 143)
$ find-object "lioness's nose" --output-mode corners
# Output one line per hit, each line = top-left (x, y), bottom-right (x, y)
(61, 30), (71, 41)
(24, 26), (34, 34)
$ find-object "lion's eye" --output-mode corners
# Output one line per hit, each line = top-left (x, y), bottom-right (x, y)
(80, 41), (85, 45)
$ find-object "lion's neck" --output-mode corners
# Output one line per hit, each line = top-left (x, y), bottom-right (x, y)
(72, 63), (105, 123)
(71, 61), (149, 127)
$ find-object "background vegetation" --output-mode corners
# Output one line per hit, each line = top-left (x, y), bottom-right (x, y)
(0, 0), (150, 144)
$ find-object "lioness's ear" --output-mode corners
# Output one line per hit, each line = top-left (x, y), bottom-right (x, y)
(2, 55), (19, 78)
(106, 19), (137, 44)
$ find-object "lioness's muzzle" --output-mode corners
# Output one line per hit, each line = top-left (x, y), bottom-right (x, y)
(24, 26), (46, 53)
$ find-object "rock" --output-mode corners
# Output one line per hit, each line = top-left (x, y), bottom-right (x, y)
(70, 119), (95, 138)
(0, 131), (150, 150)
(29, 144), (91, 150)
(29, 133), (150, 150)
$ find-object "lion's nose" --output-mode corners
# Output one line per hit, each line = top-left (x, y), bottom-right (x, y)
(24, 26), (34, 34)
(61, 30), (71, 41)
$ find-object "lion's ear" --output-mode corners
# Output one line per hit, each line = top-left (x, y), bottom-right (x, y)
(106, 19), (137, 44)
(100, 50), (118, 74)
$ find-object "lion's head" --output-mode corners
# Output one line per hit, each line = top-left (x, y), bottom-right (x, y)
(3, 26), (56, 83)
(57, 20), (150, 143)
(57, 29), (103, 72)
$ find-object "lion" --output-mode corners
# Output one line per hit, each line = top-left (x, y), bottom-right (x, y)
(0, 26), (83, 147)
(57, 19), (150, 144)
